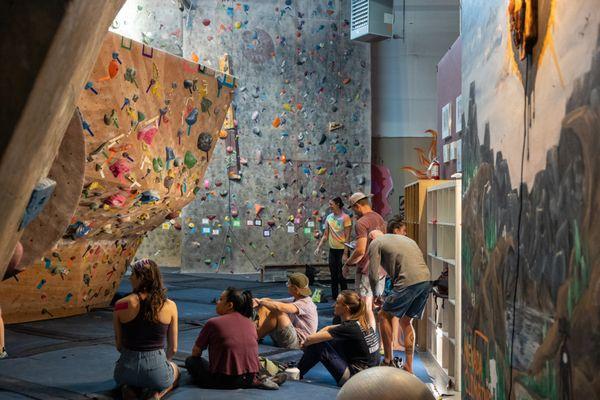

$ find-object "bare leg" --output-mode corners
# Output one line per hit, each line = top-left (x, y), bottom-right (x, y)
(256, 305), (278, 340)
(256, 306), (292, 341)
(379, 310), (394, 364)
(399, 317), (415, 373)
(363, 295), (376, 331)
(392, 317), (405, 351)
(152, 361), (180, 399)
(0, 307), (5, 351)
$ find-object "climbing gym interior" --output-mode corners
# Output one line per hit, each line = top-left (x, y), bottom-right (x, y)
(0, 0), (598, 399)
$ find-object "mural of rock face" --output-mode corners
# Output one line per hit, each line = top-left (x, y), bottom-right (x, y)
(461, 0), (600, 398)
(179, 0), (372, 273)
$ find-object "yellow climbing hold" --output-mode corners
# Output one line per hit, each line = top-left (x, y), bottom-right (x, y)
(316, 167), (327, 175)
(234, 21), (242, 29)
(283, 103), (292, 112)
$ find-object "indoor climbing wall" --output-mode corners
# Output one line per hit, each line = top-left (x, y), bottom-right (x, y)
(461, 0), (600, 398)
(180, 0), (372, 273)
(0, 31), (233, 323)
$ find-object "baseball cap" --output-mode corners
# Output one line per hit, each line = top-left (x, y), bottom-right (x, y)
(287, 273), (312, 296)
(348, 192), (373, 207)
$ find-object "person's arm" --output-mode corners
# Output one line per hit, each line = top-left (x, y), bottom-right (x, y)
(314, 225), (329, 256)
(192, 320), (212, 357)
(302, 329), (334, 347)
(113, 308), (123, 353)
(346, 237), (367, 266)
(166, 301), (178, 360)
(369, 242), (383, 297)
(258, 299), (299, 314)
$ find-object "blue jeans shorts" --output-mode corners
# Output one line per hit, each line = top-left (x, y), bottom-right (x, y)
(114, 348), (175, 391)
(382, 281), (431, 319)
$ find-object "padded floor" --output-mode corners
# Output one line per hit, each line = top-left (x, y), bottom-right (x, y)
(0, 270), (442, 399)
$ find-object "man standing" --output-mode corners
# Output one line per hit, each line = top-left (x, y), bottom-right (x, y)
(343, 192), (386, 330)
(368, 219), (431, 373)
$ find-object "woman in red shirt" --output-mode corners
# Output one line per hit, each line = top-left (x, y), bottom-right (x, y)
(185, 287), (284, 389)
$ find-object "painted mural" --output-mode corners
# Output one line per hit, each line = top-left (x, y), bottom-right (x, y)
(179, 0), (372, 273)
(461, 0), (600, 398)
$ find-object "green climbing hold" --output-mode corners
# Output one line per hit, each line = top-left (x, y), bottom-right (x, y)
(137, 111), (146, 122)
(152, 157), (164, 173)
(184, 151), (197, 169)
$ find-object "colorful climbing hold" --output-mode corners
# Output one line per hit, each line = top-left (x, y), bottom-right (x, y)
(184, 151), (197, 169)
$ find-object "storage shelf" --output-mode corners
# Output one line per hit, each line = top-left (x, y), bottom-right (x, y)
(428, 221), (455, 226)
(428, 253), (456, 265)
(426, 179), (462, 389)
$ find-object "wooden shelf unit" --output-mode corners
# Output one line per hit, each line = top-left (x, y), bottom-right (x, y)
(404, 179), (448, 348)
(426, 179), (461, 388)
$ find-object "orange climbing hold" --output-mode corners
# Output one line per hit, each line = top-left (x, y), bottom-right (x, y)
(296, 103), (303, 110)
(108, 59), (119, 78)
(272, 116), (281, 128)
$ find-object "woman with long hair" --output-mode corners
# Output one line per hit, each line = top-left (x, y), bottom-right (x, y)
(113, 259), (179, 399)
(185, 287), (285, 390)
(298, 290), (380, 386)
(314, 196), (352, 301)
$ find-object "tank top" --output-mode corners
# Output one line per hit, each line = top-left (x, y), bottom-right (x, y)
(121, 297), (169, 352)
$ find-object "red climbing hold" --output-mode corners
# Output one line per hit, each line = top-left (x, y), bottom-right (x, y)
(137, 124), (159, 145)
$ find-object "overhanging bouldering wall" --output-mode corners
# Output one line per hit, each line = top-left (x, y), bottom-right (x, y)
(179, 0), (372, 273)
(109, 0), (186, 267)
(0, 31), (233, 323)
(461, 0), (600, 398)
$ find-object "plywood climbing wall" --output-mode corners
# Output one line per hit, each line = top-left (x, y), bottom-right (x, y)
(0, 31), (234, 323)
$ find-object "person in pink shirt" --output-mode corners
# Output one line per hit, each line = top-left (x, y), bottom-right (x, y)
(254, 273), (318, 349)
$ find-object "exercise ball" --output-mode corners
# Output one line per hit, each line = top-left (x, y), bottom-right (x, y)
(337, 367), (435, 400)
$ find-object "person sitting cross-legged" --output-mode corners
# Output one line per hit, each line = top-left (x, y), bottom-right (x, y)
(298, 290), (380, 386)
(254, 273), (318, 349)
(185, 287), (285, 390)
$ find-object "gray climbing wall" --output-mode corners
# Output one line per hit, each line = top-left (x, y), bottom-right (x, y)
(180, 0), (371, 273)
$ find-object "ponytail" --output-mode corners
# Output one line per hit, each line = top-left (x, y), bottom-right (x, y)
(224, 287), (254, 318)
(339, 290), (370, 331)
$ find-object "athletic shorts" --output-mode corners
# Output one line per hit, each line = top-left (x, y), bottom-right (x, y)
(382, 281), (432, 319)
(270, 324), (300, 349)
(356, 271), (385, 297)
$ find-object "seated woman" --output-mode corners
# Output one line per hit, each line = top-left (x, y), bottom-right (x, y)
(113, 259), (179, 400)
(185, 287), (285, 390)
(298, 290), (380, 386)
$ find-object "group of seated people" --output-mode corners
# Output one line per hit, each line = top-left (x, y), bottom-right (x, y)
(113, 210), (430, 398)
(112, 260), (387, 398)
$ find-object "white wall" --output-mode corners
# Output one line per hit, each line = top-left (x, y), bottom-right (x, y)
(371, 0), (460, 137)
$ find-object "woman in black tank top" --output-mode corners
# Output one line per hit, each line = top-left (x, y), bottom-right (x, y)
(113, 259), (179, 399)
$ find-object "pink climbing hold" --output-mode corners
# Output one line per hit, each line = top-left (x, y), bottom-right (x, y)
(226, 145), (234, 154)
(109, 159), (130, 178)
(104, 194), (127, 208)
(137, 124), (159, 145)
(204, 179), (210, 189)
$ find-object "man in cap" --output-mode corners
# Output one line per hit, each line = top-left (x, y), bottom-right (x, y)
(343, 192), (386, 330)
(254, 273), (318, 349)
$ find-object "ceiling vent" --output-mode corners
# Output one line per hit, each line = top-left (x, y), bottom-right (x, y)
(351, 0), (394, 42)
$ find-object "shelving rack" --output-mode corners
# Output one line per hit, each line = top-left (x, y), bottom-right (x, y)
(404, 179), (448, 348)
(425, 179), (461, 388)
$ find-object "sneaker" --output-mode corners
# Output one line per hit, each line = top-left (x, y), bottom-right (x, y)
(271, 372), (287, 386)
(380, 356), (403, 368)
(257, 377), (279, 390)
(0, 348), (7, 359)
